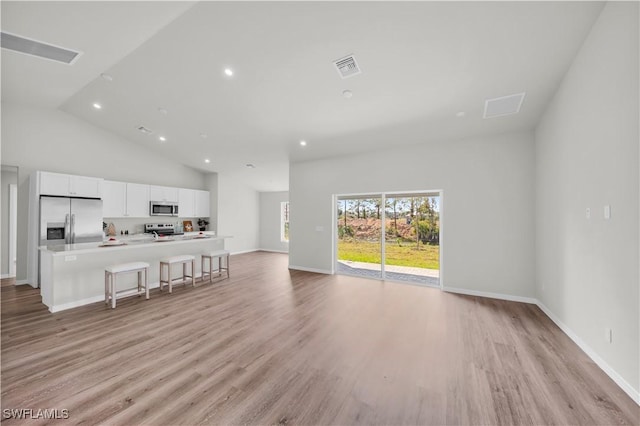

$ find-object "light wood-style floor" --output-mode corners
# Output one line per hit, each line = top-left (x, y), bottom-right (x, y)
(1, 252), (638, 425)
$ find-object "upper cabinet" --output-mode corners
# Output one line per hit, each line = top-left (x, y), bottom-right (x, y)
(38, 171), (209, 219)
(103, 181), (150, 218)
(126, 183), (150, 217)
(102, 181), (126, 217)
(178, 188), (195, 218)
(149, 185), (178, 202)
(195, 190), (210, 217)
(39, 171), (103, 198)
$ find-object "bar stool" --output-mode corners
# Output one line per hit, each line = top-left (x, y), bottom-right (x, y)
(159, 255), (195, 293)
(104, 262), (150, 309)
(201, 250), (230, 283)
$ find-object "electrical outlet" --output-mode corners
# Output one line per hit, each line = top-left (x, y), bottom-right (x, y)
(64, 255), (77, 262)
(586, 208), (591, 219)
(604, 205), (611, 220)
(605, 328), (612, 343)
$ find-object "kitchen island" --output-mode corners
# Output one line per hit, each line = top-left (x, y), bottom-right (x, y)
(39, 233), (229, 312)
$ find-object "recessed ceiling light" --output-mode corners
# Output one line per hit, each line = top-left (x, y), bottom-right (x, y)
(224, 68), (234, 77)
(342, 89), (353, 99)
(246, 163), (255, 168)
(159, 136), (166, 142)
(456, 111), (466, 117)
(100, 73), (113, 82)
(158, 107), (168, 115)
(92, 103), (102, 109)
(300, 140), (307, 146)
(204, 159), (210, 164)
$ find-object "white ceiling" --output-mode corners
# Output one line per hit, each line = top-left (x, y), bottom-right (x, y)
(2, 1), (604, 192)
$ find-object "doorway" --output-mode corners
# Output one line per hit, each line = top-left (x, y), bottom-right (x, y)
(2, 165), (19, 279)
(335, 191), (441, 287)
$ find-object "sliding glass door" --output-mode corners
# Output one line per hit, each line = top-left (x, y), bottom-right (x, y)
(336, 196), (382, 279)
(336, 192), (440, 286)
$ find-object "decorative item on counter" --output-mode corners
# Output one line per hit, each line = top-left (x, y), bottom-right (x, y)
(183, 220), (193, 232)
(197, 218), (209, 231)
(107, 222), (116, 236)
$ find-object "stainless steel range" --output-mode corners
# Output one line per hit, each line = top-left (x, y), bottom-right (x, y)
(144, 223), (183, 236)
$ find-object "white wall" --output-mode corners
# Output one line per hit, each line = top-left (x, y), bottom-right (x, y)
(217, 172), (259, 254)
(289, 131), (536, 298)
(535, 2), (639, 400)
(259, 191), (289, 253)
(1, 167), (18, 276)
(1, 103), (209, 281)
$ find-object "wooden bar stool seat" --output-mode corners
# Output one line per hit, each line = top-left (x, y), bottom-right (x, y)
(159, 255), (195, 293)
(201, 250), (230, 283)
(104, 261), (150, 309)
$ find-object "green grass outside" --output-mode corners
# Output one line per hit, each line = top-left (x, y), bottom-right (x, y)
(337, 240), (439, 270)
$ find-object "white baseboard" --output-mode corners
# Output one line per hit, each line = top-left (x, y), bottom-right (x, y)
(536, 301), (640, 405)
(15, 279), (31, 286)
(230, 249), (259, 255)
(258, 248), (289, 254)
(1, 273), (15, 279)
(288, 265), (332, 275)
(443, 286), (537, 305)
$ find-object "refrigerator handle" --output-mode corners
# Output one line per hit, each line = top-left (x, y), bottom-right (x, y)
(70, 214), (76, 244)
(64, 214), (71, 244)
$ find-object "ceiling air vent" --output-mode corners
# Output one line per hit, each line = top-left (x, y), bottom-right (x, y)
(136, 126), (153, 135)
(333, 54), (361, 79)
(483, 92), (526, 119)
(1, 31), (81, 65)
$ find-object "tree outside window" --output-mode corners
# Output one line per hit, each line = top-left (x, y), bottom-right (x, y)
(281, 202), (290, 242)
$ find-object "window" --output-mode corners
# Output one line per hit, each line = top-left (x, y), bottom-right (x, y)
(281, 201), (290, 242)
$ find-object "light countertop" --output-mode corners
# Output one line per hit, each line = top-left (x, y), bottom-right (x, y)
(39, 232), (230, 256)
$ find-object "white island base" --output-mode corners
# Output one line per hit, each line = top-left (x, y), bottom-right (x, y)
(39, 235), (229, 312)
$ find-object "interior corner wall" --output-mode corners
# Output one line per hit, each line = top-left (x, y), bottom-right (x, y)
(289, 131), (536, 298)
(259, 191), (289, 253)
(1, 102), (207, 282)
(535, 2), (639, 399)
(216, 172), (259, 254)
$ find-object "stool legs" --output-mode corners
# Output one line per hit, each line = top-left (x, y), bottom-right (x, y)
(160, 260), (193, 292)
(111, 273), (117, 309)
(201, 254), (229, 282)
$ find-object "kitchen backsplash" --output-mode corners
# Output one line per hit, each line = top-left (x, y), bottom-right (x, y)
(103, 217), (210, 236)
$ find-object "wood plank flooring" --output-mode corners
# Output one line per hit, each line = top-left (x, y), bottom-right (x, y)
(1, 252), (638, 425)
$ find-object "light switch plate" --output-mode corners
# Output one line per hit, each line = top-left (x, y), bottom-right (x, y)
(604, 205), (611, 219)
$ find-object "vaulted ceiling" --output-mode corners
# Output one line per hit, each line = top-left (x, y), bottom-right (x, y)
(2, 1), (604, 191)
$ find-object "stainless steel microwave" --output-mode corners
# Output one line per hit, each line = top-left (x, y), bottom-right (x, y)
(149, 201), (179, 216)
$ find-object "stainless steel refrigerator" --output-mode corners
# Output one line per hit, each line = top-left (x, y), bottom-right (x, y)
(39, 196), (103, 246)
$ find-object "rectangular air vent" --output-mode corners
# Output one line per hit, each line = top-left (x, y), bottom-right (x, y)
(333, 55), (361, 79)
(1, 32), (81, 65)
(483, 92), (526, 119)
(136, 126), (153, 135)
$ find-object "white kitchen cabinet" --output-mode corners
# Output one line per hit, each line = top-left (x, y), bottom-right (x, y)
(40, 171), (103, 198)
(194, 190), (210, 217)
(178, 188), (195, 217)
(126, 183), (150, 217)
(102, 181), (126, 217)
(149, 185), (178, 202)
(103, 181), (149, 218)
